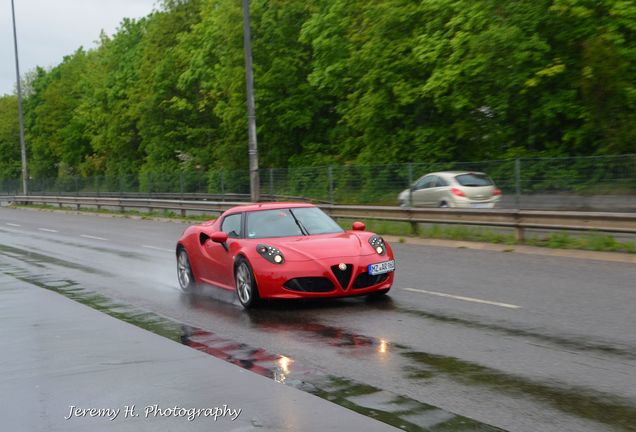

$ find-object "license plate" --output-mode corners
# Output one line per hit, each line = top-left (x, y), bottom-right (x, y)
(470, 202), (491, 208)
(368, 260), (395, 275)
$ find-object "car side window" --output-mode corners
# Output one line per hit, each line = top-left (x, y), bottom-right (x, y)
(221, 213), (242, 238)
(435, 177), (448, 187)
(414, 175), (435, 190)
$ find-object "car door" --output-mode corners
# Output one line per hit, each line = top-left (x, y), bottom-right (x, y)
(431, 175), (449, 205)
(200, 212), (242, 289)
(411, 175), (437, 207)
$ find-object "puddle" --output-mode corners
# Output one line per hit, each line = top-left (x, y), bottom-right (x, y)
(52, 238), (145, 260)
(404, 351), (636, 431)
(0, 244), (110, 276)
(183, 295), (636, 430)
(0, 258), (501, 432)
(0, 227), (145, 260)
(397, 306), (636, 361)
(311, 377), (494, 431)
(248, 315), (380, 349)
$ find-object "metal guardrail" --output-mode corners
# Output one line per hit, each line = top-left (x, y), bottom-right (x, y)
(1, 196), (243, 217)
(4, 191), (330, 204)
(320, 204), (636, 240)
(2, 195), (635, 240)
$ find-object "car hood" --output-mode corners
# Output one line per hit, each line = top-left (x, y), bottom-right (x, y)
(269, 232), (372, 261)
(398, 189), (410, 200)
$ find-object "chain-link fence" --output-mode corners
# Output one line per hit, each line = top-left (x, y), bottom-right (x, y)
(2, 154), (635, 211)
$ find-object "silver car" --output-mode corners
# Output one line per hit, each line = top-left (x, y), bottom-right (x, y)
(398, 171), (501, 208)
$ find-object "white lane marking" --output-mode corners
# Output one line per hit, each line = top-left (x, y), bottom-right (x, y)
(38, 228), (59, 233)
(6, 223), (21, 227)
(80, 234), (108, 241)
(403, 288), (521, 309)
(142, 245), (174, 253)
(1, 228), (22, 234)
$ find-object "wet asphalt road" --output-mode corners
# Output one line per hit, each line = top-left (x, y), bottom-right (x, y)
(1, 207), (635, 432)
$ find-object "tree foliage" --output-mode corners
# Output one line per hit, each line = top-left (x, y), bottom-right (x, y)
(0, 0), (634, 183)
(0, 95), (21, 179)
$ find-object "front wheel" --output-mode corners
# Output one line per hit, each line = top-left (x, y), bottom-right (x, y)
(177, 248), (196, 293)
(235, 258), (260, 309)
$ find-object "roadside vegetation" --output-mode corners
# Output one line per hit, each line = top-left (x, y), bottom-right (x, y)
(1, 0), (636, 191)
(336, 218), (636, 254)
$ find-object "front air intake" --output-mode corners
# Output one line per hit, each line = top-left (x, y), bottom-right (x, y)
(331, 264), (353, 289)
(284, 278), (334, 293)
(352, 272), (388, 289)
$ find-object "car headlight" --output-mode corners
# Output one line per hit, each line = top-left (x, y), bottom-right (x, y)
(368, 236), (386, 256)
(257, 244), (285, 264)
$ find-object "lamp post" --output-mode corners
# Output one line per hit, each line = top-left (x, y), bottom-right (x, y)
(242, 0), (259, 202)
(11, 0), (28, 195)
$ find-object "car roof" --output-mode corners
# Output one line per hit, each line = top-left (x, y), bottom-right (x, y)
(223, 202), (315, 215)
(427, 171), (486, 177)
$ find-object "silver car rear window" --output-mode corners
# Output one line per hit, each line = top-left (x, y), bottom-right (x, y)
(455, 173), (493, 187)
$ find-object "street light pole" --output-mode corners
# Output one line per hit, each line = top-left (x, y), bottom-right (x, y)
(242, 0), (259, 202)
(11, 0), (28, 195)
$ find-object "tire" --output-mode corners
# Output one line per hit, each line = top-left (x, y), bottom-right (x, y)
(235, 258), (260, 309)
(177, 248), (196, 293)
(438, 201), (449, 208)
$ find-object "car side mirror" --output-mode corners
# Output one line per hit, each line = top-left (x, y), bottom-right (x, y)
(352, 221), (366, 231)
(410, 185), (416, 191)
(211, 231), (228, 244)
(200, 230), (229, 251)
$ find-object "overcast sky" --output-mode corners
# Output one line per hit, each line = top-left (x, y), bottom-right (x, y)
(1, 0), (157, 96)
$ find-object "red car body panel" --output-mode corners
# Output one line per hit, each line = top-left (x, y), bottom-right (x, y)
(176, 203), (394, 300)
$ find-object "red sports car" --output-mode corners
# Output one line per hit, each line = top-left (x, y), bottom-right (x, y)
(175, 203), (395, 308)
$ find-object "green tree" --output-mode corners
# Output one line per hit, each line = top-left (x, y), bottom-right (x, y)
(136, 0), (209, 187)
(0, 95), (21, 180)
(4, 0), (634, 192)
(24, 51), (92, 180)
(84, 19), (148, 179)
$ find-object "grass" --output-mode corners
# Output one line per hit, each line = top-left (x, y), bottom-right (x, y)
(10, 203), (634, 254)
(526, 232), (635, 253)
(337, 218), (635, 254)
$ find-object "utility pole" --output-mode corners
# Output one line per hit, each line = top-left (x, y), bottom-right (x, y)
(11, 0), (28, 195)
(242, 0), (259, 202)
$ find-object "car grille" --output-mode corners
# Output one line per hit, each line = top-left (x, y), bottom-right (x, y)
(284, 277), (335, 293)
(352, 272), (389, 289)
(331, 264), (353, 289)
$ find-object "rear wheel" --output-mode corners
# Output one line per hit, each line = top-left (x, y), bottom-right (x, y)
(177, 248), (196, 293)
(235, 258), (260, 309)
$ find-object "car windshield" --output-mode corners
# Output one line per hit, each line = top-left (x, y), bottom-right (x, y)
(246, 207), (344, 239)
(454, 173), (493, 187)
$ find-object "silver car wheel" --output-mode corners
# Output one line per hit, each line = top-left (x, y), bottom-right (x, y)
(177, 250), (194, 292)
(236, 262), (252, 304)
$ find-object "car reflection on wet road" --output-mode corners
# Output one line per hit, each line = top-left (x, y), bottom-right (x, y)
(1, 207), (635, 432)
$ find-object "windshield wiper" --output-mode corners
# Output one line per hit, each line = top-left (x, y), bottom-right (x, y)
(289, 209), (309, 236)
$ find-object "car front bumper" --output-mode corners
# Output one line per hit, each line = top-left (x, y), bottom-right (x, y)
(252, 255), (394, 299)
